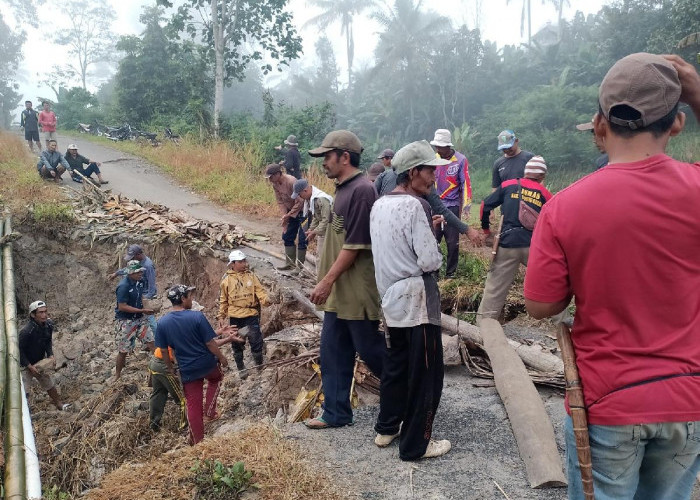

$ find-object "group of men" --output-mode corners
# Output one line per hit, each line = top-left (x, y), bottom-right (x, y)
(20, 101), (108, 185)
(18, 52), (700, 496)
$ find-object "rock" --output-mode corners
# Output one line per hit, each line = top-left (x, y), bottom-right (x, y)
(44, 426), (60, 437)
(68, 305), (80, 316)
(52, 436), (70, 454)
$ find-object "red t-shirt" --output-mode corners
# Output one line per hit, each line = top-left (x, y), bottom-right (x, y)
(39, 110), (57, 132)
(524, 154), (700, 425)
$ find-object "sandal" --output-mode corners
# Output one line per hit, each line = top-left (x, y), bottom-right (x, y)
(204, 412), (220, 424)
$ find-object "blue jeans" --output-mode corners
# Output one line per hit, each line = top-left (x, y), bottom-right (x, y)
(72, 162), (101, 181)
(565, 416), (700, 500)
(319, 312), (384, 426)
(147, 314), (157, 336)
(282, 213), (307, 250)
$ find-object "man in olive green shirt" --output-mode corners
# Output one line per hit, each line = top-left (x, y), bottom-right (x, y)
(305, 130), (385, 429)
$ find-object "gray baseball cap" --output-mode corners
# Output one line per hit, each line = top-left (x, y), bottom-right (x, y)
(291, 178), (309, 199)
(392, 140), (450, 175)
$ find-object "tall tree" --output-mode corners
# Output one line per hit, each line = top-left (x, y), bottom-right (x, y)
(304, 0), (376, 87)
(546, 0), (570, 39)
(506, 0), (532, 46)
(52, 0), (118, 89)
(158, 0), (302, 137)
(0, 12), (23, 127)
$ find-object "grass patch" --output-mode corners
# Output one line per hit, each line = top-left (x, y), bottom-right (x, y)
(0, 130), (71, 221)
(80, 135), (338, 218)
(87, 424), (345, 500)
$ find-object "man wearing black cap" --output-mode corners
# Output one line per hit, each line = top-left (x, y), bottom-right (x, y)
(156, 284), (240, 444)
(525, 53), (700, 499)
(265, 163), (307, 271)
(305, 130), (385, 429)
(111, 244), (159, 335)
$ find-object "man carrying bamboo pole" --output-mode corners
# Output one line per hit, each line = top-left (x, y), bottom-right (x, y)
(524, 53), (700, 499)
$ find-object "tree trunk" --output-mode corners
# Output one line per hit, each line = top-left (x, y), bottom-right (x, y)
(480, 319), (567, 489)
(345, 22), (353, 87)
(212, 0), (225, 138)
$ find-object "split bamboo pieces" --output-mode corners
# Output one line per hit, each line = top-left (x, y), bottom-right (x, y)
(558, 322), (594, 499)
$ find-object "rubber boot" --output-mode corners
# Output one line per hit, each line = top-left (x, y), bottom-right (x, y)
(276, 246), (296, 271)
(234, 351), (248, 380)
(290, 249), (307, 276)
(252, 352), (264, 371)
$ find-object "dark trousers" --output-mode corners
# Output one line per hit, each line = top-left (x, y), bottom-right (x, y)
(435, 206), (460, 276)
(320, 312), (385, 426)
(72, 162), (101, 181)
(282, 213), (307, 250)
(228, 315), (263, 355)
(374, 323), (444, 461)
(148, 356), (187, 430)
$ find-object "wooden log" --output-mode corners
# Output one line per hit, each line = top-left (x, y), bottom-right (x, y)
(440, 313), (564, 375)
(480, 318), (567, 489)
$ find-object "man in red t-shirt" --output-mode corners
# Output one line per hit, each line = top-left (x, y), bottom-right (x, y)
(38, 101), (57, 150)
(524, 53), (700, 499)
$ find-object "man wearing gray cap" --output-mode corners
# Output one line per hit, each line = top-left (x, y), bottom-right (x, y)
(292, 178), (333, 267)
(370, 140), (451, 460)
(276, 134), (302, 179)
(373, 149), (395, 196)
(305, 130), (385, 429)
(525, 53), (700, 499)
(492, 130), (534, 191)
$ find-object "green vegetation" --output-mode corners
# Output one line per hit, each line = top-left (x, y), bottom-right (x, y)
(190, 459), (258, 499)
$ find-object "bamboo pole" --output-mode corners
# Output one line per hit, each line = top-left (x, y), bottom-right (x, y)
(558, 323), (594, 499)
(0, 219), (6, 422)
(3, 215), (27, 499)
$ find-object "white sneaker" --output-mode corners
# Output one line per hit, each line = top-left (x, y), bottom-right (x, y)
(421, 439), (451, 458)
(374, 432), (400, 447)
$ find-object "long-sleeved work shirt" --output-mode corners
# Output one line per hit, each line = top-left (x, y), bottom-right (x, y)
(272, 174), (303, 217)
(39, 150), (70, 171)
(19, 318), (54, 367)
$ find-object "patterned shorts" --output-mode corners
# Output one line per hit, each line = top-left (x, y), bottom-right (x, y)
(115, 317), (155, 353)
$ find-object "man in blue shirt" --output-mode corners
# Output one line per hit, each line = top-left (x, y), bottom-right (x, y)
(111, 244), (159, 335)
(156, 284), (240, 444)
(114, 260), (155, 380)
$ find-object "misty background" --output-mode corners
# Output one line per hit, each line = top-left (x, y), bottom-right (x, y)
(1, 0), (698, 189)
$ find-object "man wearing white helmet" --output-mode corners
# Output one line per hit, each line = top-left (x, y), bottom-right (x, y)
(477, 155), (552, 323)
(65, 144), (108, 185)
(217, 250), (269, 378)
(19, 301), (71, 411)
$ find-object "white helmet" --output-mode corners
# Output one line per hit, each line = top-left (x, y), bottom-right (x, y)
(228, 250), (246, 263)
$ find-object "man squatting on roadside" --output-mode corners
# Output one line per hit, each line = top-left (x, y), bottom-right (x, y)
(525, 53), (700, 499)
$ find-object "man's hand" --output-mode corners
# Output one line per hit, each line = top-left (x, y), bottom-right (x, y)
(218, 318), (227, 330)
(663, 54), (700, 110)
(432, 215), (445, 229)
(27, 364), (40, 376)
(281, 213), (291, 225)
(467, 227), (484, 245)
(305, 229), (317, 242)
(141, 308), (155, 315)
(310, 279), (332, 305)
(274, 145), (282, 151)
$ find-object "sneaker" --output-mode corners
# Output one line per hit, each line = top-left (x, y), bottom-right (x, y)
(60, 403), (72, 411)
(374, 432), (400, 447)
(421, 439), (451, 458)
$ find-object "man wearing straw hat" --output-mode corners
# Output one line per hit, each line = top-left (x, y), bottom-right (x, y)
(524, 53), (700, 499)
(477, 155), (551, 324)
(276, 134), (302, 179)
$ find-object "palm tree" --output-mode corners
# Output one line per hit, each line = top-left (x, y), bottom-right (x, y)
(305, 0), (377, 87)
(506, 0), (532, 46)
(547, 0), (571, 40)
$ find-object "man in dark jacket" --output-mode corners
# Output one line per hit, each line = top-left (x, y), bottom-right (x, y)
(37, 140), (71, 182)
(19, 301), (71, 410)
(277, 134), (302, 179)
(20, 100), (41, 152)
(65, 144), (109, 185)
(477, 155), (551, 323)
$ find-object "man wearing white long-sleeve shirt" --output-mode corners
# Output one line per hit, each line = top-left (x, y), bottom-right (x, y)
(369, 140), (451, 461)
